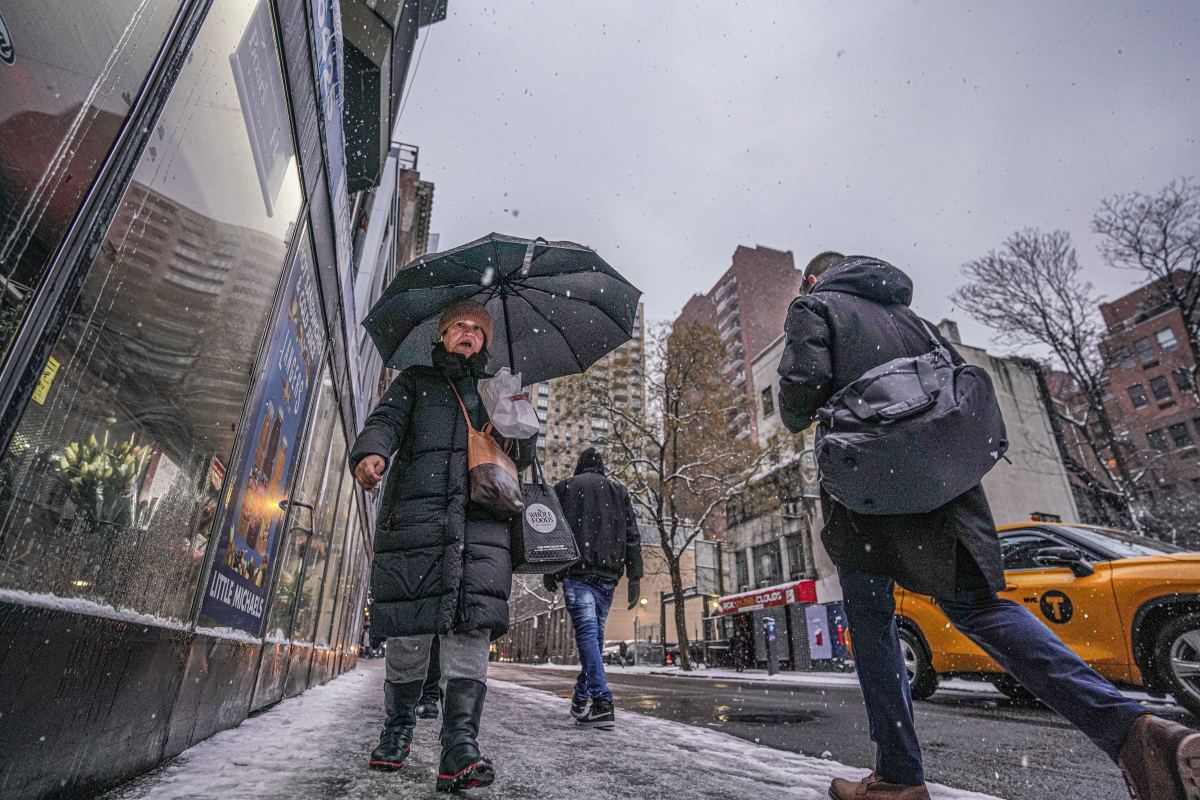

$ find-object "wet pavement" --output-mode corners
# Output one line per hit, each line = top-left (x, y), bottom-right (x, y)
(491, 663), (1196, 800)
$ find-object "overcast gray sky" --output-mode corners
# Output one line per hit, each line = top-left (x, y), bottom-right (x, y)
(397, 1), (1198, 353)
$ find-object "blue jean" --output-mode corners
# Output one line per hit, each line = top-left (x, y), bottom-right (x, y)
(839, 565), (1146, 786)
(563, 577), (616, 703)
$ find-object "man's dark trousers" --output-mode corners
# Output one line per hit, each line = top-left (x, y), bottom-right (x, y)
(839, 563), (1147, 785)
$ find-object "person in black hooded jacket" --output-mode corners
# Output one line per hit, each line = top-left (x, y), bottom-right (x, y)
(778, 253), (1195, 800)
(544, 448), (643, 730)
(349, 300), (536, 792)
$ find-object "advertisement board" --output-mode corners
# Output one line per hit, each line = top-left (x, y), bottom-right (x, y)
(200, 243), (322, 633)
(805, 604), (832, 660)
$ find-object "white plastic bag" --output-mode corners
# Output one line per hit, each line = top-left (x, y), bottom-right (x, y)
(478, 368), (540, 439)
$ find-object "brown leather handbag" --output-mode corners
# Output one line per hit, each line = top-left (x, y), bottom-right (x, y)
(448, 380), (524, 518)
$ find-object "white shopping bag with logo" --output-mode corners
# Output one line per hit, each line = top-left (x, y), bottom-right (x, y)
(478, 368), (540, 439)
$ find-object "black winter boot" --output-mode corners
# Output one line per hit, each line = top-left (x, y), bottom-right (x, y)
(369, 679), (423, 771)
(435, 679), (494, 792)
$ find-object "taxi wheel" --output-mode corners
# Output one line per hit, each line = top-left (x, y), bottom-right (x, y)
(898, 626), (938, 700)
(1155, 613), (1200, 718)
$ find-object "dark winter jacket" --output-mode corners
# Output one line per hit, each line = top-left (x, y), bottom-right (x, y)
(776, 256), (1003, 598)
(553, 449), (644, 583)
(348, 345), (537, 640)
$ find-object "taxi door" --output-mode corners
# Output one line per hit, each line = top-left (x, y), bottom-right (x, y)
(998, 529), (1128, 678)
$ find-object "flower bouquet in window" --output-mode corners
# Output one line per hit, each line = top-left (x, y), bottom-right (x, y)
(55, 432), (150, 527)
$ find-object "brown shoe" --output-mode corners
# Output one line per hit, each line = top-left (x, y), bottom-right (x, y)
(1118, 713), (1200, 800)
(828, 772), (932, 800)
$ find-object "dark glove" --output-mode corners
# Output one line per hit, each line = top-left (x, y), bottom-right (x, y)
(627, 578), (640, 611)
(543, 574), (558, 593)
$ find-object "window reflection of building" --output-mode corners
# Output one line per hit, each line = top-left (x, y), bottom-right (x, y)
(0, 0), (303, 622)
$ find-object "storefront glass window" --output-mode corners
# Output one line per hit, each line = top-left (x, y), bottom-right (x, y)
(263, 370), (338, 642)
(0, 0), (303, 621)
(329, 496), (362, 652)
(315, 471), (354, 646)
(0, 1), (180, 360)
(291, 424), (347, 644)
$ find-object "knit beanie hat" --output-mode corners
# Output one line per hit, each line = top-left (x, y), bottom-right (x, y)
(438, 300), (493, 348)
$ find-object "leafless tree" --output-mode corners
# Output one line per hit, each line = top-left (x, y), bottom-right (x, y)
(587, 320), (778, 670)
(953, 228), (1146, 530)
(1093, 177), (1200, 404)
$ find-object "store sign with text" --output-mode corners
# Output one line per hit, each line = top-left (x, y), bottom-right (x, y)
(716, 579), (817, 616)
(200, 245), (322, 633)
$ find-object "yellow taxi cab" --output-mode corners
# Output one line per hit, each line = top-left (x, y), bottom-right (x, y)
(894, 522), (1200, 716)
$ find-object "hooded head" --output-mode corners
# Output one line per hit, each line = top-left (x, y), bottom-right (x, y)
(810, 255), (913, 307)
(574, 447), (606, 476)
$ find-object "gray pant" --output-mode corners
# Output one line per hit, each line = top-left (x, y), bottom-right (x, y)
(385, 630), (491, 693)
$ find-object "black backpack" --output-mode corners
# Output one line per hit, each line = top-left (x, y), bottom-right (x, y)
(814, 320), (1008, 515)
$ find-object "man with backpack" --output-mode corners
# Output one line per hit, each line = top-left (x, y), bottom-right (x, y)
(777, 252), (1198, 800)
(543, 448), (644, 731)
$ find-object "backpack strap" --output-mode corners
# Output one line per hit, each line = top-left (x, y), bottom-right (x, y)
(918, 317), (952, 361)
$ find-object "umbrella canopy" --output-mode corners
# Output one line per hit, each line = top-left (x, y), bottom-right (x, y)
(363, 233), (642, 385)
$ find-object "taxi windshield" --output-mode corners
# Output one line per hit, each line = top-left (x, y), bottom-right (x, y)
(1060, 526), (1189, 558)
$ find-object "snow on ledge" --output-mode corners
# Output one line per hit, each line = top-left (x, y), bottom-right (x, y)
(194, 625), (263, 645)
(0, 588), (189, 631)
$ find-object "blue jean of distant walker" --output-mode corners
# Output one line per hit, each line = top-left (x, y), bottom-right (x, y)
(839, 564), (1147, 786)
(563, 577), (616, 703)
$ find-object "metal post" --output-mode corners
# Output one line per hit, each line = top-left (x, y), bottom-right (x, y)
(660, 590), (668, 666)
(763, 615), (779, 675)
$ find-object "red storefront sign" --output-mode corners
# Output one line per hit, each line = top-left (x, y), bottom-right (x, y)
(716, 579), (817, 615)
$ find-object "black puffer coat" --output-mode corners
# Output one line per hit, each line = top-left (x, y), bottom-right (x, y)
(776, 256), (1003, 599)
(349, 346), (536, 639)
(553, 449), (644, 583)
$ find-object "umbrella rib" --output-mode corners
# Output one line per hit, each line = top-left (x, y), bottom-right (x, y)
(504, 281), (638, 336)
(512, 292), (588, 375)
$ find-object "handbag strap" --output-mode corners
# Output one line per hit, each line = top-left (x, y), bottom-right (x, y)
(447, 378), (495, 434)
(527, 451), (547, 486)
(446, 377), (510, 451)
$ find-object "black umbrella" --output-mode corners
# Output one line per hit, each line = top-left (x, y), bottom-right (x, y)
(363, 233), (642, 385)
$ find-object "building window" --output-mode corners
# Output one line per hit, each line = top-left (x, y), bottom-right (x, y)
(1112, 347), (1135, 370)
(1133, 337), (1158, 366)
(1128, 384), (1149, 409)
(786, 534), (806, 580)
(761, 387), (775, 418)
(1147, 429), (1168, 451)
(1150, 375), (1173, 402)
(752, 542), (783, 587)
(1176, 368), (1195, 394)
(1169, 423), (1194, 449)
(734, 551), (749, 591)
(0, 0), (304, 622)
(1156, 328), (1180, 352)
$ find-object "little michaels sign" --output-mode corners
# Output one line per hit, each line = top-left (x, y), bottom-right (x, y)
(717, 580), (817, 616)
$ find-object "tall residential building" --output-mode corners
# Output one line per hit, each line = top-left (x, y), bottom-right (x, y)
(535, 302), (646, 482)
(673, 245), (800, 443)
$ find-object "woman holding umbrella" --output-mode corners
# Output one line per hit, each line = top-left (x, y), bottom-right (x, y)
(350, 299), (535, 792)
(353, 233), (641, 791)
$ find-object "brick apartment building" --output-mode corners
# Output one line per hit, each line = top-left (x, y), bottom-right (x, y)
(1052, 272), (1200, 532)
(1099, 273), (1200, 510)
(674, 245), (801, 444)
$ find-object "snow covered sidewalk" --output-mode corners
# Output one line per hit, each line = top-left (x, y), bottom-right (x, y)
(102, 660), (1004, 800)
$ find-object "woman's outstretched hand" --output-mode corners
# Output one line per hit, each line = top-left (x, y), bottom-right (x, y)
(355, 455), (386, 490)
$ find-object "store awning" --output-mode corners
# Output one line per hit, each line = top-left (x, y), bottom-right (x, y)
(715, 579), (816, 616)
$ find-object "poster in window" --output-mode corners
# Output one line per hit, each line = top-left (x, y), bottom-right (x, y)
(200, 243), (322, 633)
